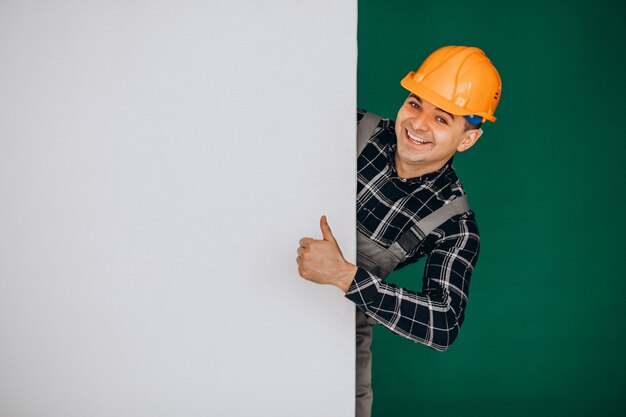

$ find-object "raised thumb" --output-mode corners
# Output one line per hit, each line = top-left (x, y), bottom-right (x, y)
(320, 215), (336, 242)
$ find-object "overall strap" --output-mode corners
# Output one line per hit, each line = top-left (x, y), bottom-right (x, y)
(395, 195), (470, 255)
(357, 112), (382, 156)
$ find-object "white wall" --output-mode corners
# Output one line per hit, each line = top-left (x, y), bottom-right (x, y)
(0, 1), (356, 416)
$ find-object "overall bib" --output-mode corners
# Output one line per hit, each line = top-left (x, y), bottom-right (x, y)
(354, 112), (469, 417)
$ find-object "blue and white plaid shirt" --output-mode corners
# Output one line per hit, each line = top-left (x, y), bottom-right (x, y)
(345, 109), (481, 351)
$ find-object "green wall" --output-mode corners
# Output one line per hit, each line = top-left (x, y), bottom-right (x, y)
(357, 1), (626, 416)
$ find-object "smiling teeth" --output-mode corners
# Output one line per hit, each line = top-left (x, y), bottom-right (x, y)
(407, 131), (430, 144)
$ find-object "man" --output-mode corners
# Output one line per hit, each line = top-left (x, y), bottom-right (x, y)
(296, 45), (502, 417)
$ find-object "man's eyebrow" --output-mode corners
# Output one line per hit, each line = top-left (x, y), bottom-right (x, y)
(408, 94), (456, 121)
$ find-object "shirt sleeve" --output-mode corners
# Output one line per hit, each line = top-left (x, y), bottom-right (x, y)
(345, 214), (480, 351)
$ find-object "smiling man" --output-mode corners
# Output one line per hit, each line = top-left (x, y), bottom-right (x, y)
(395, 94), (482, 177)
(296, 46), (502, 417)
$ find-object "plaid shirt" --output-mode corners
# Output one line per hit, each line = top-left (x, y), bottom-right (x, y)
(345, 109), (480, 351)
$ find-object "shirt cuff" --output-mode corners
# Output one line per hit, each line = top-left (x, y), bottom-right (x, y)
(344, 267), (379, 308)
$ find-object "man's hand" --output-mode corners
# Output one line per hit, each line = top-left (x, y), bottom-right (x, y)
(297, 215), (358, 293)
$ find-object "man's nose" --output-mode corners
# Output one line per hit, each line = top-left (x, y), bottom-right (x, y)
(409, 112), (430, 132)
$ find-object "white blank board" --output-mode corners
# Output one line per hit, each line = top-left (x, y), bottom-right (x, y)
(0, 1), (356, 416)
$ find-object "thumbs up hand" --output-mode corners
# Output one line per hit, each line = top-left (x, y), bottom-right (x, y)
(297, 216), (358, 293)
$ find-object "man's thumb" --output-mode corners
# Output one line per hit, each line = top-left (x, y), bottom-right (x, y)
(320, 215), (336, 242)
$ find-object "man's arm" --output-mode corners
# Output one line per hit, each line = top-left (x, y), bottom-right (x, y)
(297, 214), (479, 352)
(345, 215), (480, 351)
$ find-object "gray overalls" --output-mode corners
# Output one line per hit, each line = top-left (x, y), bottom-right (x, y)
(354, 112), (470, 417)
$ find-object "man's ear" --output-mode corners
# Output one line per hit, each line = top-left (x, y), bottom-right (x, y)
(457, 128), (483, 153)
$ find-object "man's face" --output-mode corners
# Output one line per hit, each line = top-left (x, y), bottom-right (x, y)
(394, 94), (479, 178)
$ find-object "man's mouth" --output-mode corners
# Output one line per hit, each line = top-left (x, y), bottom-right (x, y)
(406, 130), (431, 145)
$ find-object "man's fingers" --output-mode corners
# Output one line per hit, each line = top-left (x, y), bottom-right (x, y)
(299, 237), (312, 248)
(320, 215), (336, 243)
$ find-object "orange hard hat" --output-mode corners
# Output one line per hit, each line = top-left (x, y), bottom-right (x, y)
(400, 46), (502, 123)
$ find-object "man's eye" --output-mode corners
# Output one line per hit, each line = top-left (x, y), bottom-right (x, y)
(409, 102), (421, 110)
(436, 117), (449, 125)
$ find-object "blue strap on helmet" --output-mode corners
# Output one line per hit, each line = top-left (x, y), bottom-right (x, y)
(463, 114), (482, 125)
